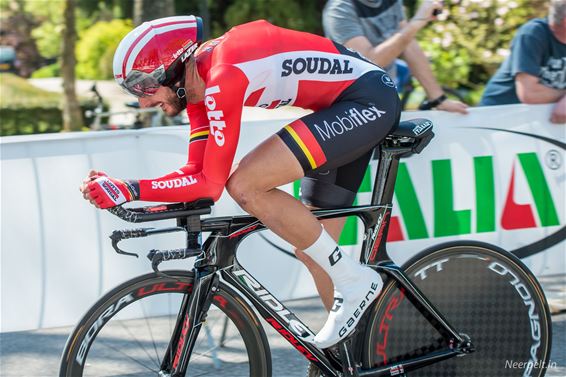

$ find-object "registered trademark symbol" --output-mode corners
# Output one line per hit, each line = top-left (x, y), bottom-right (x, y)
(545, 150), (562, 170)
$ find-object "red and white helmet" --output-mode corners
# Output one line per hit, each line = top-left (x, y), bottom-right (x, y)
(113, 15), (203, 97)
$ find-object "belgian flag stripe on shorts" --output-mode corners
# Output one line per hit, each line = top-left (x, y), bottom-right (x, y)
(283, 120), (327, 170)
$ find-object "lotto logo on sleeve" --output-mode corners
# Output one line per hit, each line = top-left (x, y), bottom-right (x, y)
(204, 85), (226, 147)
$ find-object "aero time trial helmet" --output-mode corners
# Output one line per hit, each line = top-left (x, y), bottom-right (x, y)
(113, 15), (203, 97)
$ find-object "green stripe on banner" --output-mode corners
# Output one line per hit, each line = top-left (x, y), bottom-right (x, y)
(518, 153), (560, 227)
(394, 163), (428, 239)
(474, 156), (496, 233)
(433, 159), (471, 237)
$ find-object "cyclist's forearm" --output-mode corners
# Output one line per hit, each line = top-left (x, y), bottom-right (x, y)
(402, 40), (443, 99)
(138, 171), (224, 203)
(151, 163), (202, 181)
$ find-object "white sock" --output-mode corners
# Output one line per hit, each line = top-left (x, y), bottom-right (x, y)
(303, 227), (383, 348)
(302, 227), (362, 289)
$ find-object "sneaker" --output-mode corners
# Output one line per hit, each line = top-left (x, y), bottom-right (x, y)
(313, 266), (383, 349)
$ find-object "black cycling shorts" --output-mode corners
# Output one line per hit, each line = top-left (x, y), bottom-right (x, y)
(277, 70), (400, 208)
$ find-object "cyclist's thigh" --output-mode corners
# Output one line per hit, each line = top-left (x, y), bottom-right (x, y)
(301, 150), (372, 208)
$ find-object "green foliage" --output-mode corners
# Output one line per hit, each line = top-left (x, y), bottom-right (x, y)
(1, 107), (63, 135)
(0, 73), (99, 135)
(31, 62), (61, 78)
(27, 1), (119, 60)
(76, 19), (133, 79)
(417, 0), (548, 93)
(217, 0), (321, 36)
(27, 1), (65, 59)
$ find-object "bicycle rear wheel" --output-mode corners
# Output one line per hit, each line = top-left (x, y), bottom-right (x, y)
(60, 270), (271, 377)
(363, 241), (552, 376)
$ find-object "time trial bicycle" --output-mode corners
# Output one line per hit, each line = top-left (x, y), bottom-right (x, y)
(59, 118), (552, 377)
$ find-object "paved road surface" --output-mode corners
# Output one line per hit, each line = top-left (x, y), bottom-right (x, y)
(1, 297), (564, 376)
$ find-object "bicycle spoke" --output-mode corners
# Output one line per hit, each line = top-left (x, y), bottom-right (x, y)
(116, 318), (160, 369)
(191, 332), (243, 362)
(97, 338), (160, 374)
(139, 300), (161, 367)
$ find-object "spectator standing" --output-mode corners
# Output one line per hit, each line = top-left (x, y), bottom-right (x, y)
(480, 0), (566, 124)
(323, 0), (468, 114)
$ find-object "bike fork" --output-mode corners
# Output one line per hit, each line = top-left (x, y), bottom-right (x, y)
(161, 268), (219, 376)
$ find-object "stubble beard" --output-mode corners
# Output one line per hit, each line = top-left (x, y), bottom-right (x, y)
(165, 93), (186, 116)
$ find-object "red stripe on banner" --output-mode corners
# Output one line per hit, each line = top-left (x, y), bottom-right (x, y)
(289, 120), (326, 167)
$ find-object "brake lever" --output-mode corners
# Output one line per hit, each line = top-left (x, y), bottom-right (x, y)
(110, 228), (153, 258)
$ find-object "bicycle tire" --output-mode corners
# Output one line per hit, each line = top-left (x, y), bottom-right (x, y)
(363, 241), (552, 377)
(59, 270), (272, 377)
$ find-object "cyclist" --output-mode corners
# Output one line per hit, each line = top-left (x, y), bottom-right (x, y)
(80, 16), (399, 348)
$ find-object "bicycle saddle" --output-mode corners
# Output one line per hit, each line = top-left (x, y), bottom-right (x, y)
(388, 118), (435, 156)
(390, 118), (433, 139)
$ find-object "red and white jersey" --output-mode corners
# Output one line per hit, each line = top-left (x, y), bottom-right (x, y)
(139, 20), (383, 203)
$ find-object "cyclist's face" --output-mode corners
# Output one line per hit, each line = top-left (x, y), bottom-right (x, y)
(138, 86), (185, 116)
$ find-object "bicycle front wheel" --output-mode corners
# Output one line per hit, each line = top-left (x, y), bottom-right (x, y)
(363, 241), (552, 376)
(60, 270), (271, 377)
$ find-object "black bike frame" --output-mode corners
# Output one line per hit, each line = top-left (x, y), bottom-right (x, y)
(149, 136), (474, 377)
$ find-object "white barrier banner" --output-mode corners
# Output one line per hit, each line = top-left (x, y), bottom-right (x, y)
(365, 105), (564, 276)
(1, 103), (564, 332)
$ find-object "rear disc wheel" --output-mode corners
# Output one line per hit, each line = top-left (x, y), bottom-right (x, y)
(364, 242), (552, 376)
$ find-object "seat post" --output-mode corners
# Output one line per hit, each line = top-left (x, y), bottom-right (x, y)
(370, 146), (408, 206)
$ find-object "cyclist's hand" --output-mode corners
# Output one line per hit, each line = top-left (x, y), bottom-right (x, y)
(83, 175), (138, 209)
(411, 1), (443, 25)
(550, 96), (566, 124)
(82, 170), (107, 185)
(80, 170), (106, 200)
(436, 99), (469, 114)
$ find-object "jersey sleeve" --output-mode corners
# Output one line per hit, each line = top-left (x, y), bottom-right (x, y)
(137, 65), (248, 203)
(185, 103), (210, 172)
(152, 103), (210, 182)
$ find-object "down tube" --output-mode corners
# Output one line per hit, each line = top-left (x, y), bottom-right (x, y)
(219, 268), (340, 376)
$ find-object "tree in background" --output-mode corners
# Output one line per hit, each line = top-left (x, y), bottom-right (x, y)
(61, 0), (84, 131)
(213, 0), (323, 36)
(133, 0), (175, 25)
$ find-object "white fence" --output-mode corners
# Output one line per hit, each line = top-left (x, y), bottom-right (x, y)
(1, 103), (564, 332)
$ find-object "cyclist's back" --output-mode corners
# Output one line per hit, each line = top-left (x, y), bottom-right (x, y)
(197, 20), (383, 111)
